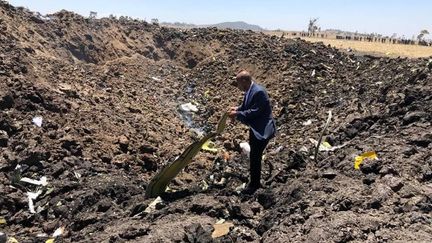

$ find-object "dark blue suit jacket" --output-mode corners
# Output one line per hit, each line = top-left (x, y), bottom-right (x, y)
(236, 83), (276, 141)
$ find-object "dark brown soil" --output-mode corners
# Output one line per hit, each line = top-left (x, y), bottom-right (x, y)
(1, 2), (431, 242)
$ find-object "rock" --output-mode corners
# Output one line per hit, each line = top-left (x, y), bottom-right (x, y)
(53, 129), (74, 149)
(362, 174), (376, 185)
(0, 117), (18, 136)
(322, 169), (337, 179)
(53, 205), (69, 218)
(118, 135), (129, 152)
(250, 201), (262, 215)
(238, 204), (255, 219)
(402, 111), (427, 125)
(402, 146), (417, 157)
(100, 153), (112, 163)
(51, 162), (66, 177)
(119, 227), (149, 240)
(378, 165), (398, 176)
(112, 154), (133, 165)
(138, 144), (157, 154)
(139, 153), (158, 171)
(398, 183), (419, 198)
(421, 169), (432, 182)
(286, 151), (306, 170)
(42, 220), (58, 233)
(0, 130), (8, 147)
(360, 159), (381, 174)
(408, 133), (432, 148)
(368, 183), (393, 208)
(20, 149), (48, 167)
(59, 83), (79, 98)
(0, 94), (14, 109)
(60, 135), (80, 152)
(345, 127), (358, 138)
(183, 223), (213, 243)
(26, 91), (43, 104)
(96, 199), (112, 212)
(382, 175), (404, 192)
(0, 232), (6, 243)
(306, 228), (329, 242)
(257, 191), (276, 209)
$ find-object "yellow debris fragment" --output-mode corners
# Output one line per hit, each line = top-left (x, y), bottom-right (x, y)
(146, 113), (229, 198)
(7, 237), (19, 243)
(354, 151), (377, 170)
(201, 140), (218, 153)
(0, 217), (6, 225)
(204, 90), (210, 98)
(321, 141), (332, 149)
(212, 222), (234, 238)
(216, 112), (228, 134)
(45, 239), (54, 243)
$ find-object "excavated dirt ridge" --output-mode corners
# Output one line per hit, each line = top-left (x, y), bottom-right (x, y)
(0, 2), (431, 242)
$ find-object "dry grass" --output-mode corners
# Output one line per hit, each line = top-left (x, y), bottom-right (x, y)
(266, 31), (432, 58)
(302, 37), (432, 58)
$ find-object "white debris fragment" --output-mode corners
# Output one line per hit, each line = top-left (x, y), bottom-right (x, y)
(302, 119), (312, 126)
(201, 180), (209, 190)
(299, 146), (309, 153)
(36, 233), (48, 238)
(235, 183), (246, 193)
(239, 142), (250, 157)
(269, 145), (284, 155)
(191, 128), (204, 138)
(74, 171), (81, 179)
(180, 103), (198, 112)
(20, 176), (48, 186)
(32, 116), (43, 127)
(53, 226), (65, 237)
(144, 196), (163, 213)
(216, 219), (226, 224)
(215, 178), (226, 185)
(311, 69), (316, 77)
(309, 138), (348, 152)
(27, 190), (42, 214)
(151, 76), (161, 81)
(309, 138), (332, 151)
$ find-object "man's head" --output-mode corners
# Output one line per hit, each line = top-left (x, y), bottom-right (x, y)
(235, 70), (252, 92)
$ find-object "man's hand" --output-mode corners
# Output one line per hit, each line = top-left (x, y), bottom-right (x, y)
(228, 110), (237, 118)
(228, 107), (237, 122)
(229, 106), (238, 112)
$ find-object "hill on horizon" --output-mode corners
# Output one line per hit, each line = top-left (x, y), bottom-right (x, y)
(161, 20), (265, 31)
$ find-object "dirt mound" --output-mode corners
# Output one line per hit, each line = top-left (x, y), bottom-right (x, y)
(1, 1), (431, 242)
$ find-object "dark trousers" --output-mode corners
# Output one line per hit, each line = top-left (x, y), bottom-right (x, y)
(249, 131), (270, 188)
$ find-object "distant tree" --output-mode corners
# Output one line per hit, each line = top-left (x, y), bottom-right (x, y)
(417, 29), (429, 41)
(151, 18), (159, 25)
(391, 33), (397, 39)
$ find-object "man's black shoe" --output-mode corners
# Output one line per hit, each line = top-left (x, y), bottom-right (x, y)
(241, 185), (259, 195)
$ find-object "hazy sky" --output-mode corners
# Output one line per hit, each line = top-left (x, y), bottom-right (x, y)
(6, 0), (432, 38)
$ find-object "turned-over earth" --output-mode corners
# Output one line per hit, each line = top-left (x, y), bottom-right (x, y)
(0, 2), (431, 242)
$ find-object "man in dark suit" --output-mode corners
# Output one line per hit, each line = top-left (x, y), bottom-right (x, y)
(228, 70), (276, 194)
